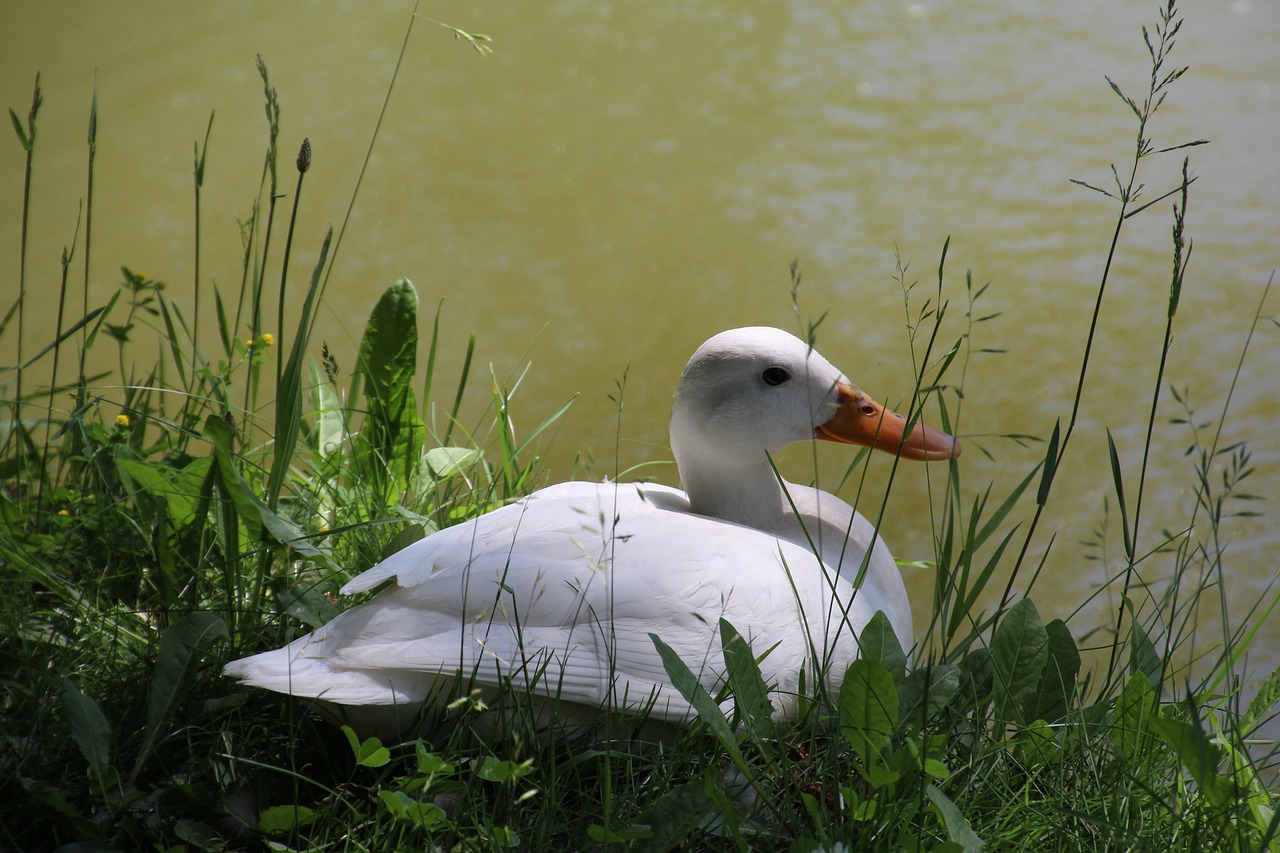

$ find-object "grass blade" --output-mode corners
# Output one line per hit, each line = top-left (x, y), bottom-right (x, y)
(61, 678), (112, 796)
(266, 227), (331, 509)
(1106, 429), (1134, 561)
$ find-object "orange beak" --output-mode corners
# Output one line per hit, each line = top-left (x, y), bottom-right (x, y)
(815, 382), (960, 461)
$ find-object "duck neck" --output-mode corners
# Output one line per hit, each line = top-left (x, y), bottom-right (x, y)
(677, 450), (788, 531)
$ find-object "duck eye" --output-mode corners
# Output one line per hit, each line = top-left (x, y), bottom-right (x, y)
(761, 366), (791, 386)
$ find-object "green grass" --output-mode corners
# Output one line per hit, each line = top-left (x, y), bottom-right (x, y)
(2, 2), (1277, 850)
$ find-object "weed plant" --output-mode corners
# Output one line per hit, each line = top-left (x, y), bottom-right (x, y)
(2, 2), (1277, 850)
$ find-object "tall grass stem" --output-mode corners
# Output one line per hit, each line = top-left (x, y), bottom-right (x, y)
(8, 73), (42, 460)
(276, 138), (311, 389)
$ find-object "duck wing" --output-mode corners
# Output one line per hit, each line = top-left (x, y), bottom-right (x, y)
(225, 481), (874, 722)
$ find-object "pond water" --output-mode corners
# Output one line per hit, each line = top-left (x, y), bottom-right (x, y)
(3, 1), (1278, 705)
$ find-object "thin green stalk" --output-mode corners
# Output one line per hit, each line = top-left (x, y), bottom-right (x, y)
(1102, 157), (1192, 690)
(1160, 276), (1271, 696)
(7, 73), (42, 461)
(239, 228), (265, 426)
(996, 0), (1197, 627)
(861, 244), (951, 586)
(77, 75), (97, 403)
(276, 138), (311, 389)
(231, 199), (259, 360)
(59, 76), (99, 487)
(252, 56), (280, 347)
(181, 111), (214, 440)
(243, 57), (280, 421)
(192, 113), (213, 374)
(41, 206), (81, 508)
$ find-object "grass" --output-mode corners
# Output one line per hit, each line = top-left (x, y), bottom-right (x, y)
(2, 1), (1278, 850)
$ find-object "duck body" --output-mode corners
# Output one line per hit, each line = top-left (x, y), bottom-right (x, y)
(225, 327), (958, 731)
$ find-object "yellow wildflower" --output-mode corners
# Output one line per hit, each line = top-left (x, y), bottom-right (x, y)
(261, 333), (275, 347)
(116, 414), (131, 428)
(58, 508), (70, 517)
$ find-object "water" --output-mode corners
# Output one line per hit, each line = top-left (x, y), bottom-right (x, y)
(3, 1), (1278, 701)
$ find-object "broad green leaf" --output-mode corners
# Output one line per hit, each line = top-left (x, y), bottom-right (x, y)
(110, 445), (157, 516)
(424, 446), (484, 481)
(719, 619), (777, 751)
(700, 766), (744, 841)
(377, 790), (445, 829)
(1016, 718), (1061, 767)
(864, 762), (902, 788)
(173, 819), (220, 849)
(204, 413), (263, 545)
(925, 783), (985, 852)
(490, 826), (521, 848)
(416, 744), (455, 777)
(275, 578), (344, 629)
(206, 415), (327, 560)
(838, 659), (898, 762)
(924, 758), (949, 779)
(132, 612), (228, 784)
(258, 804), (318, 832)
(61, 678), (111, 785)
(1113, 673), (1157, 762)
(1149, 711), (1233, 809)
(858, 610), (907, 681)
(631, 778), (713, 852)
(115, 455), (211, 531)
(474, 756), (533, 783)
(254, 498), (330, 561)
(959, 647), (993, 713)
(342, 725), (390, 767)
(356, 279), (426, 501)
(146, 613), (228, 731)
(1026, 619), (1080, 723)
(587, 823), (652, 843)
(383, 522), (429, 560)
(150, 501), (178, 610)
(650, 633), (744, 768)
(990, 598), (1048, 725)
(1127, 615), (1162, 688)
(897, 664), (961, 731)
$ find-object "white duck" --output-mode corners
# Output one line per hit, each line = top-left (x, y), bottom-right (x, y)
(224, 327), (959, 732)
